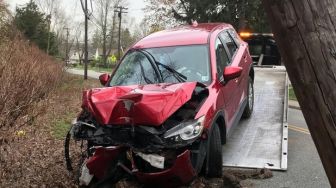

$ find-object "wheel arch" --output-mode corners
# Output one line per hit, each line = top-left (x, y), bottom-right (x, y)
(208, 111), (227, 145)
(216, 115), (226, 145)
(249, 65), (255, 81)
(204, 111), (226, 176)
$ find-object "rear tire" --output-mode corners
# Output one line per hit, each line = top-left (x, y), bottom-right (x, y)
(205, 123), (223, 177)
(243, 77), (254, 118)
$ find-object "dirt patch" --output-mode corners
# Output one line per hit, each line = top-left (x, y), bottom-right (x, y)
(113, 168), (273, 188)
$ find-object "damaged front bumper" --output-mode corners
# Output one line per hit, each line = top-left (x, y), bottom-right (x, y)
(84, 146), (196, 186)
(67, 105), (208, 186)
(134, 150), (196, 185)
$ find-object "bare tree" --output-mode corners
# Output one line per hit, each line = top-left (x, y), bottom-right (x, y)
(75, 34), (84, 65)
(34, 0), (58, 54)
(92, 0), (125, 67)
(262, 0), (336, 187)
(73, 22), (84, 65)
(34, 0), (77, 57)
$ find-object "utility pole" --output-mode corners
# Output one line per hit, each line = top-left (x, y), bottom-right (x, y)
(107, 11), (117, 57)
(262, 0), (336, 187)
(64, 27), (70, 66)
(114, 6), (128, 60)
(82, 0), (88, 80)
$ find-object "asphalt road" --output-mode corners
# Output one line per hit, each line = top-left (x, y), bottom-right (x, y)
(66, 68), (102, 79)
(248, 108), (330, 188)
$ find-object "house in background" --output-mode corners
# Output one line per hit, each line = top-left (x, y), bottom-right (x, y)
(68, 47), (96, 65)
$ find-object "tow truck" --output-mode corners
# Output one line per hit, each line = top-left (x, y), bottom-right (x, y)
(222, 32), (288, 170)
(240, 32), (282, 66)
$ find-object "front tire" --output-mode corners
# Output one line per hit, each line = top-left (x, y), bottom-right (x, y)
(205, 123), (223, 177)
(242, 77), (254, 118)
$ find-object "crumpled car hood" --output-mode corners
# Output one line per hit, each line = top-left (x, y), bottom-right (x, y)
(82, 82), (197, 126)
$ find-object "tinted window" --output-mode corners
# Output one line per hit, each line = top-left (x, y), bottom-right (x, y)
(250, 44), (263, 55)
(265, 45), (272, 56)
(215, 38), (230, 79)
(110, 51), (158, 86)
(220, 32), (238, 58)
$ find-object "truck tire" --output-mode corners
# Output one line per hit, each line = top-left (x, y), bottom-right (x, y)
(206, 123), (223, 177)
(243, 77), (254, 118)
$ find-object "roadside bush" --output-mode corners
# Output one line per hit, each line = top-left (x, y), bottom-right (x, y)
(0, 37), (63, 130)
(91, 58), (98, 67)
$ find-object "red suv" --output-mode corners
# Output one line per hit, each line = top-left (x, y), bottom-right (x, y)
(65, 23), (254, 187)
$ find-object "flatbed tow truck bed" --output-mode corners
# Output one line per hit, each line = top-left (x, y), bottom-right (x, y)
(222, 66), (288, 170)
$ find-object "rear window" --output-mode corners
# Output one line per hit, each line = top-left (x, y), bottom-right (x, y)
(249, 44), (263, 56)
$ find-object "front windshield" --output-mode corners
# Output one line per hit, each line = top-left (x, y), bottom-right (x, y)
(109, 45), (210, 86)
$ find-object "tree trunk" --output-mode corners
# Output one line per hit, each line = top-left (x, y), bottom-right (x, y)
(261, 0), (336, 187)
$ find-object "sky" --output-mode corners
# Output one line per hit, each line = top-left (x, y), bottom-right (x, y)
(6, 0), (147, 31)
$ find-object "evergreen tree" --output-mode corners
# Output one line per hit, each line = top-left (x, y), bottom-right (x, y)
(14, 1), (58, 55)
(172, 0), (270, 32)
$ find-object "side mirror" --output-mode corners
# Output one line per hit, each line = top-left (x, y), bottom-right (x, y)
(99, 73), (110, 86)
(223, 66), (243, 81)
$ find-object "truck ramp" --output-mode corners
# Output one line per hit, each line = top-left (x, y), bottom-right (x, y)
(222, 66), (288, 170)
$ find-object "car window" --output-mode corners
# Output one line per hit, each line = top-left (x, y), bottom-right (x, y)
(110, 51), (158, 86)
(215, 38), (230, 80)
(249, 44), (263, 56)
(220, 31), (238, 58)
(228, 29), (241, 46)
(146, 45), (211, 83)
(265, 45), (272, 56)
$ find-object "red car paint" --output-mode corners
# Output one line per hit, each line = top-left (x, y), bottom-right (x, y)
(82, 82), (197, 126)
(133, 23), (231, 49)
(81, 23), (253, 185)
(86, 147), (196, 185)
(86, 146), (126, 179)
(135, 150), (196, 186)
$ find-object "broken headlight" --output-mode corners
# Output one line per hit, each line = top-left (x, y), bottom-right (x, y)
(164, 116), (205, 142)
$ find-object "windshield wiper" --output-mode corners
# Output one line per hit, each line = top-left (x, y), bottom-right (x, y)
(139, 60), (153, 84)
(140, 50), (187, 82)
(154, 61), (187, 82)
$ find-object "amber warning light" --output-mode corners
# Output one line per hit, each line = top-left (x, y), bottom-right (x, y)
(239, 32), (252, 38)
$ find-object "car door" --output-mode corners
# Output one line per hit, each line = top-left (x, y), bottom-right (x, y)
(219, 31), (245, 127)
(215, 37), (236, 127)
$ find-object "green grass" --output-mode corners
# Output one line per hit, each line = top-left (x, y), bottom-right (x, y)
(52, 118), (72, 140)
(59, 76), (84, 91)
(51, 110), (76, 140)
(50, 75), (101, 140)
(288, 87), (297, 101)
(73, 64), (113, 73)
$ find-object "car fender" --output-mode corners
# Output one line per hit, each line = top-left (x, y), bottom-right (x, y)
(204, 110), (226, 174)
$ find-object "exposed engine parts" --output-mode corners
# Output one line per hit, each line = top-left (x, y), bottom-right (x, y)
(65, 83), (209, 186)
